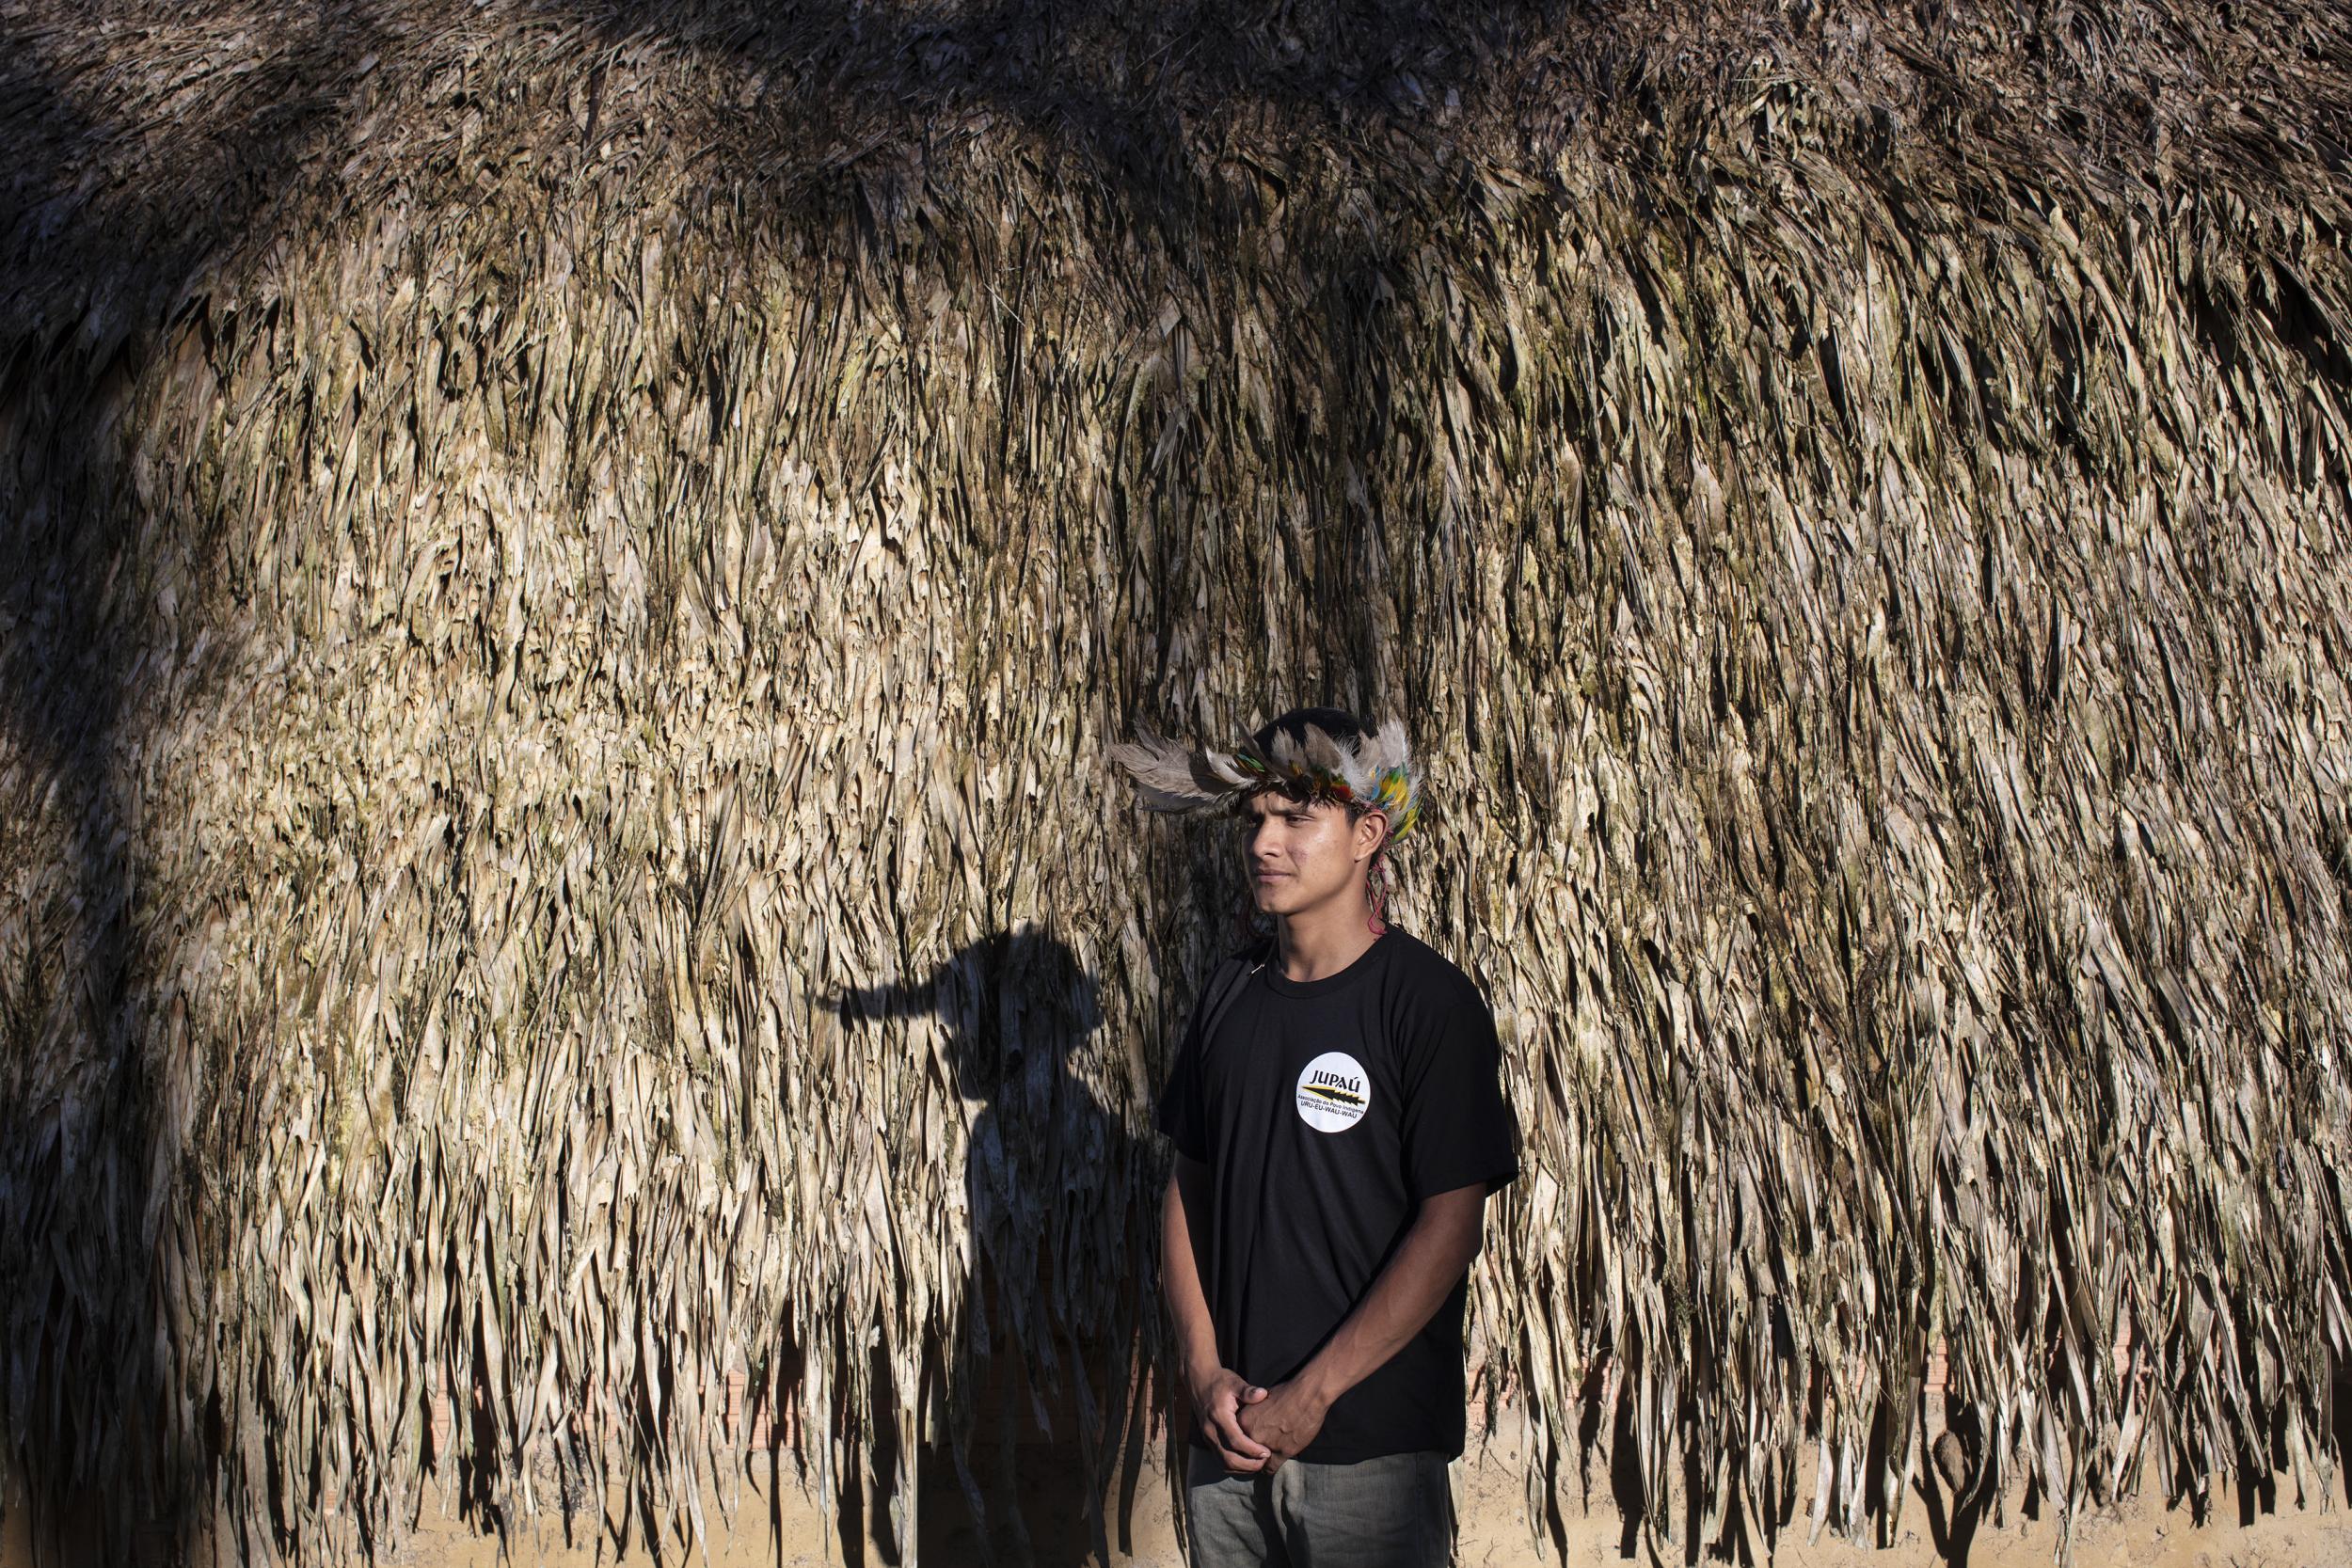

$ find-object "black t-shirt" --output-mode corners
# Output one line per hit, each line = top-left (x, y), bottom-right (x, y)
(1156, 927), (1518, 1463)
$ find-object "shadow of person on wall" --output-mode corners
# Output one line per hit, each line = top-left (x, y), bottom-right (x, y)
(826, 928), (1151, 1568)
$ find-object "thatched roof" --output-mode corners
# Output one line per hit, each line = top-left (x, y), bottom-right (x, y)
(3, 0), (2349, 1561)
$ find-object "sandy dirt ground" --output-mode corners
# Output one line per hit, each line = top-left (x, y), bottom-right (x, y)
(359, 1447), (2349, 1568)
(8, 1423), (2346, 1566)
(376, 1452), (2345, 1568)
(12, 1445), (2302, 1568)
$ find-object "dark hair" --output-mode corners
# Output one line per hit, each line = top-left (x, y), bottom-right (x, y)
(1232, 706), (1375, 820)
(1249, 705), (1367, 758)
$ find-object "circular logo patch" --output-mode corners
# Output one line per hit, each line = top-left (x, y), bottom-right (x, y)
(1295, 1052), (1372, 1133)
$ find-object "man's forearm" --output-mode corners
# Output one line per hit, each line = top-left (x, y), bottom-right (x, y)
(1293, 1184), (1486, 1409)
(1161, 1164), (1221, 1380)
(1166, 1162), (1279, 1471)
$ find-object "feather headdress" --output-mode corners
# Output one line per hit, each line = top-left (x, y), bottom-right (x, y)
(1109, 709), (1423, 842)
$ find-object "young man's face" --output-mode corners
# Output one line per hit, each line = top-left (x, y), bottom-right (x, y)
(1239, 790), (1387, 918)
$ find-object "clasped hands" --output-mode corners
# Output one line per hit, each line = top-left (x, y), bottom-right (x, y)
(1187, 1366), (1329, 1474)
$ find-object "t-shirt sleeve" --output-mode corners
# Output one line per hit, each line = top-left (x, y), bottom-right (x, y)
(1397, 975), (1519, 1201)
(1154, 984), (1212, 1164)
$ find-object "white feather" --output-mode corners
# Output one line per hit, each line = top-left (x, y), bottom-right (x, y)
(1202, 748), (1254, 786)
(1108, 732), (1226, 811)
(1361, 718), (1412, 778)
(1301, 724), (1356, 790)
(1266, 728), (1307, 774)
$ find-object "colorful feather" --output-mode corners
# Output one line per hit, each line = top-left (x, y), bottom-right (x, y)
(1109, 715), (1423, 840)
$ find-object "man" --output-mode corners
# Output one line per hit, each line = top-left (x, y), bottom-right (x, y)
(1111, 708), (1518, 1567)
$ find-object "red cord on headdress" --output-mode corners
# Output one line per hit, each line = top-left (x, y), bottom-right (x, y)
(1367, 850), (1390, 936)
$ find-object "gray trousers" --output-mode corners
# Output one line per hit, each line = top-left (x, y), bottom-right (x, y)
(1184, 1446), (1454, 1567)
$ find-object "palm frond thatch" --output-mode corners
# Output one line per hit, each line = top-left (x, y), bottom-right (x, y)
(2, 0), (2349, 1562)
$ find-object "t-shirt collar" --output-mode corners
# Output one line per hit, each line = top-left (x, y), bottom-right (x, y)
(1255, 928), (1399, 1000)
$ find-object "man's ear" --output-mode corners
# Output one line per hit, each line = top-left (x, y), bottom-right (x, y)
(1355, 809), (1391, 863)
